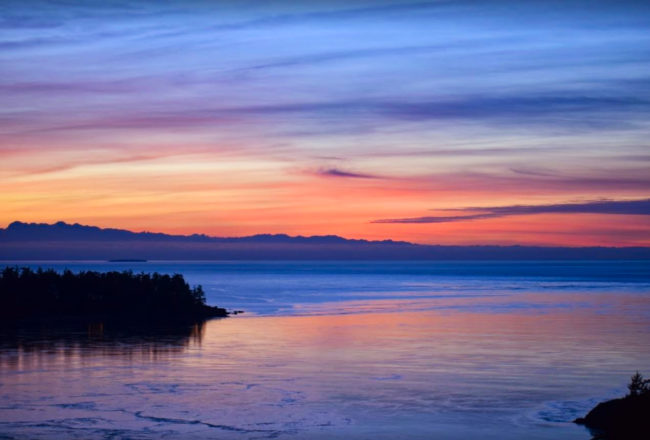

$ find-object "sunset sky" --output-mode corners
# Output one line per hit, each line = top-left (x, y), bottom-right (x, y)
(1, 0), (649, 246)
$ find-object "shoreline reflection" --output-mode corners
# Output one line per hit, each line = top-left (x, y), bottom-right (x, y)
(0, 320), (214, 369)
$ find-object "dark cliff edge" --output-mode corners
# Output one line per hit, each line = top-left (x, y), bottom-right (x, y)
(0, 267), (228, 326)
(575, 373), (650, 440)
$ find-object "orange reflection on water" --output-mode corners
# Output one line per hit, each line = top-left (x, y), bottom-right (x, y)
(197, 295), (649, 388)
(1, 298), (649, 440)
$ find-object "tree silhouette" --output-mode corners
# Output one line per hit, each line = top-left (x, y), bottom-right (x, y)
(0, 267), (227, 323)
(628, 371), (650, 397)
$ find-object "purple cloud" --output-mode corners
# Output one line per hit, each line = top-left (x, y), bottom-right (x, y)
(315, 168), (379, 179)
(372, 198), (650, 224)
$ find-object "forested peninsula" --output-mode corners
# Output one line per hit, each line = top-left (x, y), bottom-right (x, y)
(0, 267), (227, 323)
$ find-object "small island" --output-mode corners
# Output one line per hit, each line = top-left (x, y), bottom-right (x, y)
(575, 372), (650, 440)
(108, 259), (148, 262)
(0, 267), (228, 324)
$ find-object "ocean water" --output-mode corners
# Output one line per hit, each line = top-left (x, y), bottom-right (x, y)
(1, 260), (649, 439)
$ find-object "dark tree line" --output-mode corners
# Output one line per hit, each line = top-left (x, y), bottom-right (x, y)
(0, 267), (227, 323)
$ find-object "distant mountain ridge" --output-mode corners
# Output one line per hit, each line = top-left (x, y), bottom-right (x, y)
(1, 221), (409, 245)
(1, 221), (649, 260)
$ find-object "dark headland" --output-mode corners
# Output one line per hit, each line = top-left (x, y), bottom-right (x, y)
(0, 267), (228, 325)
(575, 372), (650, 440)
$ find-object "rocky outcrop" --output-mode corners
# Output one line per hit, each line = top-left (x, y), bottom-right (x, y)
(575, 392), (650, 439)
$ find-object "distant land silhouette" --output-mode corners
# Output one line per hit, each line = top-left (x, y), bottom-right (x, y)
(1, 221), (649, 260)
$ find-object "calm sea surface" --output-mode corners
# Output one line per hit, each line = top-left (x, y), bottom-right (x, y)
(1, 260), (649, 439)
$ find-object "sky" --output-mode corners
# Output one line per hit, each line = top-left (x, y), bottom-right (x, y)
(1, 0), (649, 246)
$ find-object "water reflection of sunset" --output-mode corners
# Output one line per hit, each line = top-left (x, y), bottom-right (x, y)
(2, 292), (649, 439)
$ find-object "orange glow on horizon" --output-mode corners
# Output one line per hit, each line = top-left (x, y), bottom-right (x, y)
(1, 140), (648, 247)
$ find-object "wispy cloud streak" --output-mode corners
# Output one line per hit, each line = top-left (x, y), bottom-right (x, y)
(314, 168), (380, 179)
(372, 199), (650, 224)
